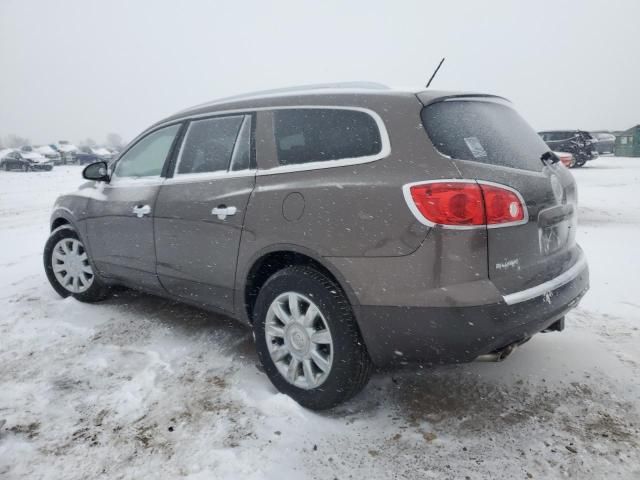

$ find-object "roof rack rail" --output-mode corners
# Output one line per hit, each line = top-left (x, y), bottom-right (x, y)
(211, 81), (390, 103)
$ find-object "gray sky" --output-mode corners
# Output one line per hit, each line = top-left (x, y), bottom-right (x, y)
(1, 0), (638, 145)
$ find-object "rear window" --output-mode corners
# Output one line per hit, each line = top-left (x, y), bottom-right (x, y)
(273, 109), (382, 166)
(422, 99), (549, 171)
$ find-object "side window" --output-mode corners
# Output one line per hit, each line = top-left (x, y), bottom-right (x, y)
(115, 124), (180, 179)
(272, 109), (382, 166)
(176, 116), (245, 175)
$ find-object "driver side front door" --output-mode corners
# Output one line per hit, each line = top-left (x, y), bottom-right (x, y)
(84, 123), (182, 292)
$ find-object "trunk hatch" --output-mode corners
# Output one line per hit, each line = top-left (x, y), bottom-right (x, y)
(421, 97), (582, 295)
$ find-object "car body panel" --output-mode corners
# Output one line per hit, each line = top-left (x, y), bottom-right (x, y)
(46, 86), (589, 366)
(154, 173), (256, 313)
(83, 181), (164, 291)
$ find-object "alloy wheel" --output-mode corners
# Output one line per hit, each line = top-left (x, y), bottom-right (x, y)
(265, 292), (334, 389)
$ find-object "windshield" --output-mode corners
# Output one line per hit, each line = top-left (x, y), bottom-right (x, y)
(422, 99), (549, 171)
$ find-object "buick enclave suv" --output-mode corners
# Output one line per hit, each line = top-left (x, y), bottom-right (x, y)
(44, 84), (589, 409)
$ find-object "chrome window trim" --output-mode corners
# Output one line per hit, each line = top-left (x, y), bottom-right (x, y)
(401, 179), (529, 230)
(147, 105), (391, 175)
(502, 253), (587, 305)
(162, 169), (256, 185)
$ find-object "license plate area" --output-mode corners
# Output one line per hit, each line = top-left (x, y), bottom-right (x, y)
(537, 204), (576, 255)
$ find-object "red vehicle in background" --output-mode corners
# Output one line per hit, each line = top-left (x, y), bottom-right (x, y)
(554, 151), (576, 168)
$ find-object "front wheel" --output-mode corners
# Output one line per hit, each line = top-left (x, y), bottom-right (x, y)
(253, 266), (372, 410)
(43, 226), (111, 302)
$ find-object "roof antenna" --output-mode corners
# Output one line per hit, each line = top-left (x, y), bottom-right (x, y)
(426, 57), (446, 88)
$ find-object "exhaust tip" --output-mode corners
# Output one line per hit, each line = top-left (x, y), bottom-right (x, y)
(475, 343), (517, 363)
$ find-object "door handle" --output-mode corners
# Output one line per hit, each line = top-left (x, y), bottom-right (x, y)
(211, 205), (237, 220)
(132, 204), (151, 218)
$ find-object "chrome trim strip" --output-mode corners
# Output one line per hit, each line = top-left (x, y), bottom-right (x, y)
(148, 105), (391, 175)
(502, 254), (587, 305)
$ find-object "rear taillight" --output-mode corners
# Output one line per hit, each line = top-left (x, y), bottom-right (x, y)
(403, 180), (526, 228)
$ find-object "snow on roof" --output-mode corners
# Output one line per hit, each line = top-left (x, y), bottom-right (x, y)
(35, 145), (58, 155)
(0, 148), (15, 159)
(56, 143), (79, 153)
(92, 147), (111, 156)
(20, 151), (47, 161)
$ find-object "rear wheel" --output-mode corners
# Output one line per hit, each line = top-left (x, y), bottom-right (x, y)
(253, 266), (372, 410)
(22, 163), (30, 172)
(43, 226), (111, 302)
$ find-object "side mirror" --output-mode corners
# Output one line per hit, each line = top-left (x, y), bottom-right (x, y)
(82, 161), (110, 182)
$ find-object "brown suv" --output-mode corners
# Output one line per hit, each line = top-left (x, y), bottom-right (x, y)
(44, 84), (589, 409)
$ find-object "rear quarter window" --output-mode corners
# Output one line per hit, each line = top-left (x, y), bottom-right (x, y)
(422, 99), (548, 172)
(273, 108), (382, 166)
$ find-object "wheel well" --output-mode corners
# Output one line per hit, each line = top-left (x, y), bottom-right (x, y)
(244, 251), (343, 323)
(51, 218), (70, 231)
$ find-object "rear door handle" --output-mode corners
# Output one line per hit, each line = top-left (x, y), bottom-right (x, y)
(132, 204), (151, 218)
(211, 205), (237, 220)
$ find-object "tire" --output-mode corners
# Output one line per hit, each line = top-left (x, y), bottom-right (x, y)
(574, 157), (587, 167)
(253, 265), (372, 410)
(22, 164), (30, 172)
(43, 225), (111, 302)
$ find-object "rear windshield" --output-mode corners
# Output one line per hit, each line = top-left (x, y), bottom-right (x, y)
(422, 99), (548, 171)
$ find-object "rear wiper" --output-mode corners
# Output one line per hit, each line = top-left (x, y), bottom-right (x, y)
(540, 151), (559, 166)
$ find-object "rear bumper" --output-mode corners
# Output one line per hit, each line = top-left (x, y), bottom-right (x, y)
(357, 261), (589, 367)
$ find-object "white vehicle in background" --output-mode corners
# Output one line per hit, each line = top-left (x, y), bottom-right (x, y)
(52, 141), (79, 164)
(35, 145), (62, 165)
(91, 146), (113, 161)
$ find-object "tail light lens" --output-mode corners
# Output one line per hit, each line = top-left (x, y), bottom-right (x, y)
(404, 181), (526, 228)
(479, 183), (525, 225)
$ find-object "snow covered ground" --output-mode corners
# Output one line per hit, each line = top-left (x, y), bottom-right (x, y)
(0, 158), (638, 479)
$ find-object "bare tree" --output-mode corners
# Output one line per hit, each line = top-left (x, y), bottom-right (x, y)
(5, 134), (30, 148)
(105, 133), (124, 149)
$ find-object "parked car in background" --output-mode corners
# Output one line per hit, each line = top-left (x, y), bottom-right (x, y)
(52, 141), (79, 164)
(1, 148), (53, 171)
(554, 151), (575, 168)
(92, 147), (114, 161)
(75, 146), (101, 165)
(35, 145), (62, 165)
(44, 85), (589, 409)
(107, 148), (120, 159)
(75, 146), (112, 165)
(19, 146), (55, 170)
(538, 130), (598, 167)
(591, 132), (616, 154)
